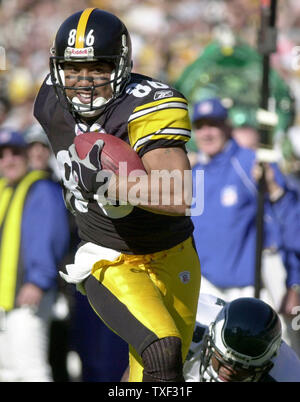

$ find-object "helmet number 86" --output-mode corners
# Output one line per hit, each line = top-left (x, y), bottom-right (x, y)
(67, 29), (95, 46)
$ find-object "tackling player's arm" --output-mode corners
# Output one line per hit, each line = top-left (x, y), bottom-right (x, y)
(108, 146), (192, 216)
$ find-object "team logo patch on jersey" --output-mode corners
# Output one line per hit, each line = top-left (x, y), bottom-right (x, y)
(154, 90), (174, 100)
(220, 185), (238, 206)
(179, 271), (190, 284)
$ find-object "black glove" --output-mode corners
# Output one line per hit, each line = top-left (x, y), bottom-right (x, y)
(68, 139), (105, 199)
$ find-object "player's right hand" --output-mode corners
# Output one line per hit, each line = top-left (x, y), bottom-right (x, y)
(68, 139), (104, 196)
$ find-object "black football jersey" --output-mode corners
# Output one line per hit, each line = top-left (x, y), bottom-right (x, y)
(34, 72), (194, 254)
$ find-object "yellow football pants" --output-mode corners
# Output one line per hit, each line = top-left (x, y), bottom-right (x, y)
(87, 237), (201, 382)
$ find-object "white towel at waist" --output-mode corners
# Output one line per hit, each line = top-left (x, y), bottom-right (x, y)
(59, 242), (121, 294)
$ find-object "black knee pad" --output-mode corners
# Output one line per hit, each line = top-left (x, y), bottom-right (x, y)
(141, 336), (185, 382)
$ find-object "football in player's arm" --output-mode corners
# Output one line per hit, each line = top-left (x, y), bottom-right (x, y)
(34, 8), (201, 382)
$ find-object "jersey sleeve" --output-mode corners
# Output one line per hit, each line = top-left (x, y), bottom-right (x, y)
(127, 91), (192, 157)
(33, 75), (57, 135)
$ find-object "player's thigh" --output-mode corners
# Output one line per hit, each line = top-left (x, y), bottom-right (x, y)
(85, 262), (180, 356)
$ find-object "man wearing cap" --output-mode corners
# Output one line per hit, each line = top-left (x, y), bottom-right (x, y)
(0, 128), (69, 381)
(190, 97), (300, 356)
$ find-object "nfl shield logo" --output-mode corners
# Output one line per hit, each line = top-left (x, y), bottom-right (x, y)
(179, 271), (191, 284)
(220, 185), (238, 207)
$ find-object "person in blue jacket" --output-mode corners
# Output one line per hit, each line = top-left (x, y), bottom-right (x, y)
(265, 168), (300, 254)
(0, 128), (69, 381)
(233, 123), (300, 255)
(190, 97), (300, 355)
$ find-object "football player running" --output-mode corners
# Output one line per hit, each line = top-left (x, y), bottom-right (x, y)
(184, 294), (300, 382)
(34, 8), (201, 382)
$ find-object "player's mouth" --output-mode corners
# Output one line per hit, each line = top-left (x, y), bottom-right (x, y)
(218, 373), (230, 382)
(218, 372), (246, 382)
(76, 91), (95, 104)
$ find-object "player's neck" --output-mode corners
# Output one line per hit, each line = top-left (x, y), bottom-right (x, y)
(80, 115), (98, 125)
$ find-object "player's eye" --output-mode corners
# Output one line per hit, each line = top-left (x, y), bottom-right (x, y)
(91, 69), (110, 77)
(69, 69), (80, 74)
(64, 65), (80, 73)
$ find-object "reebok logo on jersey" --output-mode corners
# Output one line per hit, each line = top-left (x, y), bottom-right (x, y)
(154, 90), (174, 100)
(179, 271), (190, 284)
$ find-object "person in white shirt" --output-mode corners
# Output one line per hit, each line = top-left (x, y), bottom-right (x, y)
(184, 294), (300, 382)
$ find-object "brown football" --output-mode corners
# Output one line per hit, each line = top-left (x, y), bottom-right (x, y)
(74, 132), (146, 177)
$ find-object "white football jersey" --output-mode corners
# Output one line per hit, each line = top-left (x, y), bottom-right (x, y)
(184, 293), (300, 382)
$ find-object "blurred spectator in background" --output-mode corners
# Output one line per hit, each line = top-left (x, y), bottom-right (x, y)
(69, 292), (129, 382)
(0, 97), (11, 127)
(24, 123), (61, 181)
(0, 128), (69, 381)
(190, 97), (300, 356)
(286, 125), (300, 193)
(23, 122), (74, 381)
(261, 151), (300, 256)
(265, 125), (300, 255)
(25, 124), (52, 170)
(232, 120), (300, 256)
(231, 118), (300, 266)
(22, 123), (129, 382)
(1, 0), (300, 133)
(232, 123), (260, 151)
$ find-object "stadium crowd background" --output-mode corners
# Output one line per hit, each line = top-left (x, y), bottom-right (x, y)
(1, 0), (300, 381)
(0, 0), (300, 137)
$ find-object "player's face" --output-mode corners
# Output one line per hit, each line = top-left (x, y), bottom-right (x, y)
(211, 351), (255, 382)
(63, 61), (114, 105)
(194, 119), (227, 157)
